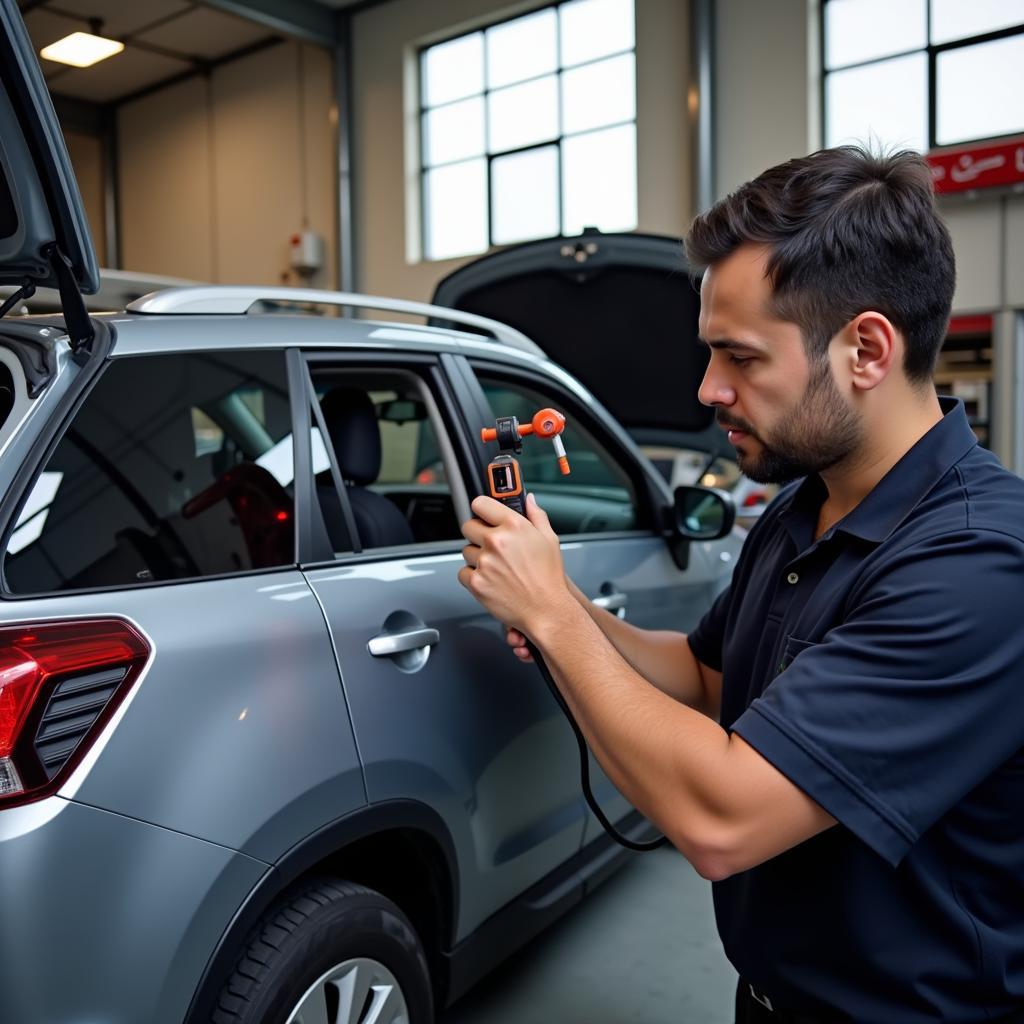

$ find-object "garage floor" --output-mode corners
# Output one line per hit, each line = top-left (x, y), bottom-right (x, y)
(444, 845), (738, 1024)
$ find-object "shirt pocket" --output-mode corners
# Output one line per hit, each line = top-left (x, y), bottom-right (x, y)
(776, 635), (818, 676)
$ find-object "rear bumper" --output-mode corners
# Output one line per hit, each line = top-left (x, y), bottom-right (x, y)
(0, 796), (268, 1024)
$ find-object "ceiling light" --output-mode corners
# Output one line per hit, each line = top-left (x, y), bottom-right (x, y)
(40, 32), (124, 68)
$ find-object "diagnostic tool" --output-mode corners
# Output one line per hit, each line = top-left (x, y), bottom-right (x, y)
(478, 408), (665, 853)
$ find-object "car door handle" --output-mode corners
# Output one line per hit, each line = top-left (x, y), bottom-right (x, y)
(592, 591), (628, 616)
(367, 627), (440, 657)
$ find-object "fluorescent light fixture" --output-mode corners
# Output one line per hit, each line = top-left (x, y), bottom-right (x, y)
(40, 31), (124, 68)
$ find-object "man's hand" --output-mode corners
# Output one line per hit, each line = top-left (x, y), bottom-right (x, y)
(459, 493), (573, 635)
(505, 626), (534, 662)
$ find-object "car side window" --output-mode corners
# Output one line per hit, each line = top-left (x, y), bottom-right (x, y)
(476, 373), (639, 534)
(4, 350), (294, 594)
(310, 366), (465, 552)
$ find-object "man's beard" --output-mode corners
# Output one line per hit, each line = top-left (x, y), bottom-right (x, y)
(719, 359), (863, 484)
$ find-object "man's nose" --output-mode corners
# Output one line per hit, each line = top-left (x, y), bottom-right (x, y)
(698, 364), (736, 408)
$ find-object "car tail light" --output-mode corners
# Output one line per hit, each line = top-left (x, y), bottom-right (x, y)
(742, 492), (767, 508)
(0, 619), (150, 808)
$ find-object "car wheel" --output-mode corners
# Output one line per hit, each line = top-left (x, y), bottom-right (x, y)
(211, 878), (433, 1024)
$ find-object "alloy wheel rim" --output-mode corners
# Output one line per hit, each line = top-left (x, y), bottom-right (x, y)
(285, 957), (410, 1024)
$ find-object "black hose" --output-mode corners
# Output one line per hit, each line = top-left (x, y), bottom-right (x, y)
(526, 638), (667, 852)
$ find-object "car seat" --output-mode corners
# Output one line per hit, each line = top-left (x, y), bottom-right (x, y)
(317, 386), (415, 549)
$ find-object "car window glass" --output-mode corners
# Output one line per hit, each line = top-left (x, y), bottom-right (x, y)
(311, 369), (462, 551)
(477, 374), (638, 534)
(5, 351), (293, 594)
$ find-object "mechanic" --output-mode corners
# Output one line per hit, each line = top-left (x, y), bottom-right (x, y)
(457, 146), (1024, 1023)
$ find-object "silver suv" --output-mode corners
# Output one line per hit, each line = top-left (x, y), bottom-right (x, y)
(0, 5), (736, 1022)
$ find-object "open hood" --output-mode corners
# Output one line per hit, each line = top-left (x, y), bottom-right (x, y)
(0, 0), (98, 344)
(432, 231), (725, 453)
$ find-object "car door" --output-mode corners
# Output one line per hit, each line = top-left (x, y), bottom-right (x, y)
(297, 349), (587, 944)
(456, 354), (730, 847)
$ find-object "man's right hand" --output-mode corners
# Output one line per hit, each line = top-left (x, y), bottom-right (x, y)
(505, 626), (534, 663)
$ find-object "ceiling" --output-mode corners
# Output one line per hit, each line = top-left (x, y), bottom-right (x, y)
(17, 0), (378, 105)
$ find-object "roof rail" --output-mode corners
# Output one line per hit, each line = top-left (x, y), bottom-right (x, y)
(126, 286), (543, 356)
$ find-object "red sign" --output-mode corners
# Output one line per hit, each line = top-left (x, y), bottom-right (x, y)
(927, 137), (1024, 194)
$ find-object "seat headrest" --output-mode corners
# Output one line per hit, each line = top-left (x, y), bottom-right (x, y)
(319, 386), (381, 486)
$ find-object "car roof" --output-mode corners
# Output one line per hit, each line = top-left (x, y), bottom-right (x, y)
(99, 310), (544, 364)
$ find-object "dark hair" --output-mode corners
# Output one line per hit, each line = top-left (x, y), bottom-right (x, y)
(685, 146), (955, 385)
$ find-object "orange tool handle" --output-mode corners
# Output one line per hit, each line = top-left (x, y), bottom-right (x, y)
(480, 407), (565, 443)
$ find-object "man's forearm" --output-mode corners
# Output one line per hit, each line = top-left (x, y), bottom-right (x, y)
(565, 577), (714, 714)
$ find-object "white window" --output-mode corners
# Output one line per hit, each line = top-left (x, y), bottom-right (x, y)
(420, 0), (637, 262)
(822, 0), (1024, 152)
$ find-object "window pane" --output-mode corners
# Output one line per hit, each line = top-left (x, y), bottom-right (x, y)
(422, 96), (484, 167)
(825, 0), (926, 70)
(561, 123), (637, 236)
(562, 52), (635, 135)
(825, 53), (928, 151)
(559, 0), (635, 68)
(421, 33), (484, 107)
(937, 36), (1024, 145)
(5, 351), (294, 593)
(486, 8), (557, 89)
(931, 0), (1024, 45)
(488, 76), (558, 153)
(424, 159), (488, 260)
(479, 378), (637, 533)
(311, 376), (460, 549)
(491, 146), (559, 245)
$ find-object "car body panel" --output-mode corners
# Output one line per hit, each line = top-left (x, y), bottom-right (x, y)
(0, 796), (267, 1024)
(0, 573), (366, 862)
(305, 549), (586, 941)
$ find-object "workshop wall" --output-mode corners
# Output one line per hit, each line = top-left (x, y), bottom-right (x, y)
(117, 40), (337, 288)
(64, 129), (107, 266)
(350, 0), (691, 302)
(713, 0), (820, 200)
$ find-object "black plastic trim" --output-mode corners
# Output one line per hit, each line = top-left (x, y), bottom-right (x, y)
(0, 321), (59, 397)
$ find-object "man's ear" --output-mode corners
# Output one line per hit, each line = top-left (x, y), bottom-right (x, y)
(841, 312), (898, 392)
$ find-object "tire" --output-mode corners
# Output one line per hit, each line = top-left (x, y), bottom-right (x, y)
(211, 878), (434, 1024)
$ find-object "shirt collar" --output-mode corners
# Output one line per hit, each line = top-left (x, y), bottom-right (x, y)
(778, 397), (978, 546)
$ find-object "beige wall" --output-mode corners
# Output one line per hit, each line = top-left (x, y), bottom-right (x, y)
(118, 41), (337, 287)
(713, 0), (819, 199)
(351, 0), (692, 302)
(64, 129), (106, 265)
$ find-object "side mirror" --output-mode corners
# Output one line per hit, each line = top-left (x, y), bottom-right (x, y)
(674, 485), (735, 540)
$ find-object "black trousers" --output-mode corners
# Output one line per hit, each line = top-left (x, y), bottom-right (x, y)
(735, 978), (1024, 1024)
(734, 980), (833, 1024)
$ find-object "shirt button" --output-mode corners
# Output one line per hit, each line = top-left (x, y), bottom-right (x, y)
(786, 572), (799, 584)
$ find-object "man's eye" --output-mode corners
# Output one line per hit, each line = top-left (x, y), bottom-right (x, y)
(729, 355), (752, 366)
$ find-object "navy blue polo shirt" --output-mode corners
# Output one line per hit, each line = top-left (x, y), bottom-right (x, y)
(688, 398), (1024, 1022)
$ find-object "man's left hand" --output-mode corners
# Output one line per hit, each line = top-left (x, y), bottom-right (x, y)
(459, 493), (571, 635)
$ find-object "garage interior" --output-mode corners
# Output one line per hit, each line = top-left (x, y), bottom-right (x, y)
(14, 1), (1024, 1021)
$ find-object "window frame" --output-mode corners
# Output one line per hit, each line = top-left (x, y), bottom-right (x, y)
(296, 350), (480, 569)
(820, 1), (1024, 151)
(418, 0), (637, 260)
(1, 346), (300, 600)
(466, 357), (666, 539)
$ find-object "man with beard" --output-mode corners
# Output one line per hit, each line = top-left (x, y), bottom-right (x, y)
(458, 146), (1024, 1023)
